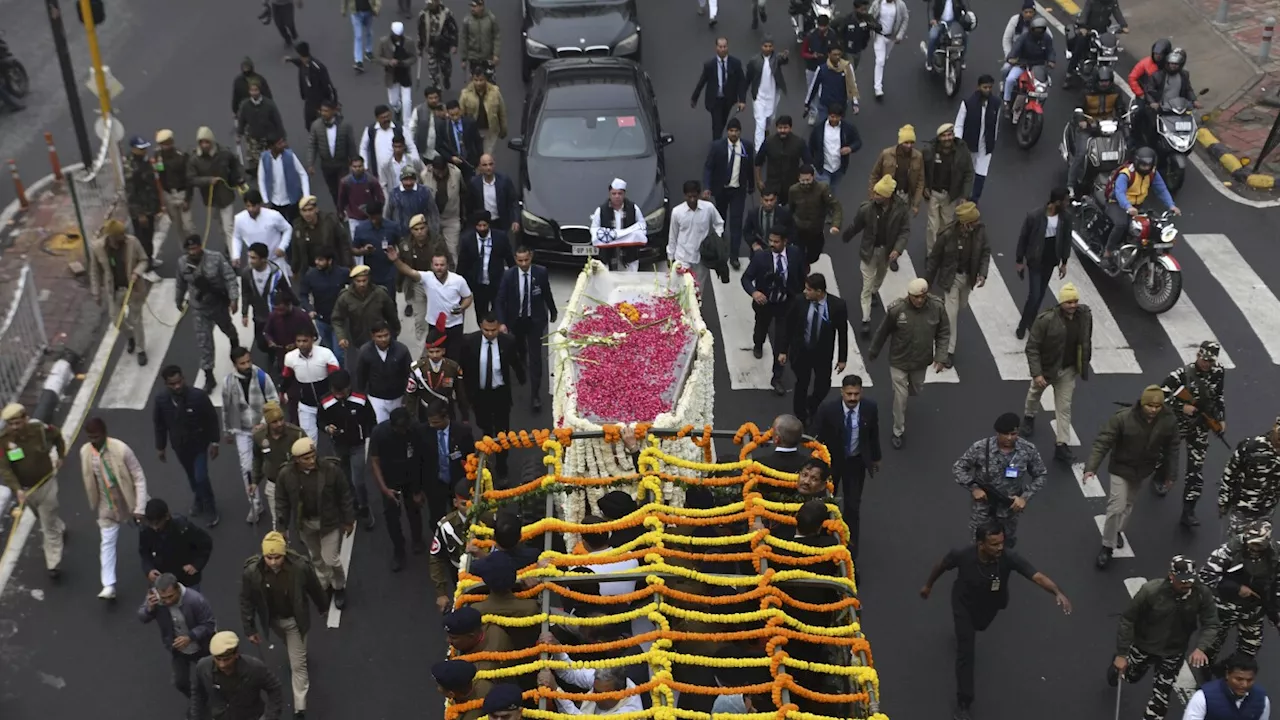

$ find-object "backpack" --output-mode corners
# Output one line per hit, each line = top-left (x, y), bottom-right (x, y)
(1103, 163), (1134, 201)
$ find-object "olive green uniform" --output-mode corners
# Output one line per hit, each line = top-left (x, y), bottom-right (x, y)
(0, 419), (68, 570)
(252, 423), (307, 530)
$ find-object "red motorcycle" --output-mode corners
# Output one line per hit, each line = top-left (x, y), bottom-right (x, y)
(1007, 64), (1052, 149)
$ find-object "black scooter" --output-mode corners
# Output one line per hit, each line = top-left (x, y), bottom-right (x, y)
(0, 33), (29, 101)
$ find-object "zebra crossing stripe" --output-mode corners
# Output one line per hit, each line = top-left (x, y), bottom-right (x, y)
(1123, 577), (1200, 705)
(1183, 233), (1280, 365)
(808, 254), (872, 387)
(1049, 263), (1140, 374)
(876, 252), (958, 384)
(98, 280), (183, 410)
(1073, 462), (1105, 498)
(1157, 292), (1236, 369)
(964, 260), (1031, 381)
(714, 263), (783, 391)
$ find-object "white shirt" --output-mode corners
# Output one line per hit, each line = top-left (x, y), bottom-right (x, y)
(589, 204), (649, 249)
(477, 336), (505, 388)
(359, 123), (418, 187)
(379, 152), (424, 195)
(759, 53), (776, 100)
(879, 0), (898, 34)
(586, 553), (641, 596)
(251, 266), (274, 297)
(954, 97), (997, 175)
(326, 124), (338, 157)
(554, 680), (645, 716)
(232, 208), (293, 264)
(771, 250), (789, 282)
(476, 233), (493, 285)
(422, 271), (472, 328)
(1045, 214), (1059, 238)
(283, 346), (339, 406)
(727, 140), (744, 188)
(667, 200), (725, 266)
(518, 269), (534, 317)
(257, 151), (310, 207)
(1183, 689), (1270, 720)
(481, 176), (499, 219)
(844, 403), (861, 456)
(941, 0), (955, 23)
(822, 121), (843, 173)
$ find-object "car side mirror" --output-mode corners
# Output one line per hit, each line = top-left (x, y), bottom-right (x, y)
(508, 137), (526, 152)
(659, 132), (675, 147)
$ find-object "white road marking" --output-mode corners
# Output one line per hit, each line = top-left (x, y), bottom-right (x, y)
(1049, 265), (1140, 374)
(1074, 463), (1105, 498)
(965, 261), (1031, 380)
(1094, 514), (1134, 558)
(99, 281), (182, 409)
(326, 529), (356, 628)
(1157, 292), (1236, 369)
(1038, 386), (1082, 447)
(1183, 233), (1280, 365)
(195, 325), (236, 407)
(1123, 577), (1201, 704)
(809, 254), (872, 387)
(876, 253), (958, 383)
(714, 263), (783, 391)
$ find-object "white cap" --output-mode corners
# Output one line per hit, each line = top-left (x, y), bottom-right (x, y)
(610, 178), (627, 191)
(391, 21), (405, 35)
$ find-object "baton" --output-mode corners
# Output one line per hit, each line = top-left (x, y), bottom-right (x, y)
(417, 54), (423, 81)
(1113, 673), (1122, 720)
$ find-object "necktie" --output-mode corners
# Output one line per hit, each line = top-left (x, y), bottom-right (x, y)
(438, 429), (450, 484)
(484, 339), (494, 390)
(762, 211), (772, 240)
(521, 271), (531, 317)
(774, 253), (784, 280)
(719, 59), (726, 97)
(435, 177), (448, 213)
(481, 238), (490, 285)
(808, 302), (822, 347)
(845, 409), (854, 456)
(453, 122), (462, 151)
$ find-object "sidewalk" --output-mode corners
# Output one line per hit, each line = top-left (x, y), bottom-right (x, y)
(0, 172), (119, 407)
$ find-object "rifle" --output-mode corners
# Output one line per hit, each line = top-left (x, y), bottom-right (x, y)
(972, 479), (1014, 513)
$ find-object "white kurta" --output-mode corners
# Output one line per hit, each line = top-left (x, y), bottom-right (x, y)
(753, 55), (780, 150)
(954, 99), (996, 176)
(232, 208), (295, 277)
(667, 199), (725, 266)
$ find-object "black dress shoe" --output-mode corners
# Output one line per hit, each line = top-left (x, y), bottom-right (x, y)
(730, 257), (741, 271)
(860, 320), (870, 339)
(752, 344), (763, 359)
(1053, 444), (1075, 463)
(48, 567), (61, 580)
(205, 513), (221, 529)
(532, 397), (543, 412)
(1020, 415), (1035, 436)
(1117, 534), (1125, 549)
(1096, 547), (1113, 569)
(391, 555), (405, 572)
(760, 9), (767, 20)
(126, 337), (135, 354)
(333, 588), (347, 610)
(891, 434), (904, 450)
(137, 351), (148, 366)
(1015, 326), (1027, 340)
(771, 379), (785, 396)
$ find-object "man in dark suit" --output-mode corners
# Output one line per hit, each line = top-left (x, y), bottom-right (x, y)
(757, 414), (812, 475)
(690, 37), (747, 141)
(456, 211), (515, 325)
(743, 188), (794, 254)
(741, 228), (806, 395)
(811, 374), (880, 561)
(467, 154), (520, 236)
(306, 101), (359, 206)
(702, 118), (755, 269)
(1013, 188), (1072, 339)
(806, 104), (862, 189)
(495, 246), (558, 413)
(437, 101), (483, 180)
(286, 42), (340, 133)
(421, 403), (476, 530)
(461, 315), (527, 477)
(780, 273), (849, 424)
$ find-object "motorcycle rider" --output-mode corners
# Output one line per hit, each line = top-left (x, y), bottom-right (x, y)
(1066, 0), (1128, 81)
(1128, 38), (1171, 98)
(924, 0), (971, 72)
(1001, 1), (1042, 71)
(1102, 147), (1180, 269)
(1138, 48), (1200, 148)
(1003, 17), (1056, 109)
(1066, 67), (1122, 194)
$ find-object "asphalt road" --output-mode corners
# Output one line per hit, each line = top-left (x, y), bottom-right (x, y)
(1, 0), (1279, 718)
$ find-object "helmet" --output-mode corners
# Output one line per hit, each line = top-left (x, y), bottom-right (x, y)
(1133, 147), (1157, 175)
(1151, 38), (1172, 62)
(1096, 67), (1114, 84)
(1166, 48), (1186, 68)
(1030, 16), (1049, 31)
(961, 10), (978, 31)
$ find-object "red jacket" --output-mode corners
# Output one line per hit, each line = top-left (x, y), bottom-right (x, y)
(1128, 57), (1157, 97)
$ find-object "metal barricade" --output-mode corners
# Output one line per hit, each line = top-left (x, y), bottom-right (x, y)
(0, 263), (50, 406)
(66, 115), (125, 252)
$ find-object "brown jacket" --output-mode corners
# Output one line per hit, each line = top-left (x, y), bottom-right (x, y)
(459, 84), (508, 139)
(868, 146), (924, 207)
(89, 232), (150, 300)
(923, 222), (991, 292)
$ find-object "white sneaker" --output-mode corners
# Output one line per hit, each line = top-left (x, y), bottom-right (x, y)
(98, 585), (116, 600)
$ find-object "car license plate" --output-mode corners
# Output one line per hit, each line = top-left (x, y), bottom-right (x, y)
(572, 245), (598, 257)
(1175, 121), (1193, 131)
(1101, 151), (1120, 161)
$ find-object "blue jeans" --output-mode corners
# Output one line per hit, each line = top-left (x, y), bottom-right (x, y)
(817, 167), (846, 189)
(315, 319), (345, 367)
(926, 25), (969, 64)
(176, 446), (216, 515)
(351, 11), (374, 63)
(1003, 66), (1026, 102)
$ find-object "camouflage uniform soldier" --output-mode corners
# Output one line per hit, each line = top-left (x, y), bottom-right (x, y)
(416, 0), (459, 91)
(175, 235), (241, 392)
(1157, 340), (1226, 528)
(1199, 521), (1280, 663)
(1218, 417), (1280, 538)
(428, 480), (472, 613)
(952, 412), (1048, 549)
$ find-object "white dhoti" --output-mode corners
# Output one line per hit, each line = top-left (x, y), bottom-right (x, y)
(752, 91), (779, 150)
(370, 395), (404, 423)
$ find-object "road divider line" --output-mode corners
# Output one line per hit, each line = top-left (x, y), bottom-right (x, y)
(965, 260), (1032, 381)
(1124, 577), (1200, 704)
(1095, 515), (1134, 558)
(1183, 233), (1280, 365)
(877, 253), (958, 384)
(809, 254), (872, 387)
(1050, 262), (1140, 374)
(1074, 463), (1105, 498)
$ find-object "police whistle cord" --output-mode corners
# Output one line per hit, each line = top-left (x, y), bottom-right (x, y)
(1110, 401), (1231, 448)
(4, 179), (245, 556)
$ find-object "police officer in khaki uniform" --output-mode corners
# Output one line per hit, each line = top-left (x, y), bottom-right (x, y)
(867, 277), (949, 449)
(400, 214), (440, 339)
(274, 437), (355, 610)
(429, 480), (473, 612)
(0, 403), (68, 578)
(431, 659), (493, 720)
(251, 401), (307, 529)
(407, 317), (469, 422)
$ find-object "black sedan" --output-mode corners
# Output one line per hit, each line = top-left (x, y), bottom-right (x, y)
(521, 0), (641, 80)
(509, 58), (673, 266)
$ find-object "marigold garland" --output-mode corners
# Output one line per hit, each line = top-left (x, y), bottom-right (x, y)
(447, 422), (886, 720)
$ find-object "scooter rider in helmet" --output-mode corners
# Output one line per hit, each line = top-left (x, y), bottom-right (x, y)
(1066, 67), (1122, 194)
(1067, 0), (1128, 80)
(1128, 38), (1171, 97)
(1003, 17), (1057, 108)
(1103, 147), (1180, 269)
(1138, 48), (1198, 149)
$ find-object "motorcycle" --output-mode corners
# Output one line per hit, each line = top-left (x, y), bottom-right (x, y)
(1058, 111), (1127, 193)
(791, 0), (836, 42)
(1007, 64), (1051, 149)
(1071, 189), (1183, 314)
(0, 32), (28, 100)
(919, 16), (972, 98)
(1065, 29), (1120, 87)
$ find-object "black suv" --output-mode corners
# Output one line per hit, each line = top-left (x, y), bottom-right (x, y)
(521, 0), (641, 80)
(508, 58), (673, 266)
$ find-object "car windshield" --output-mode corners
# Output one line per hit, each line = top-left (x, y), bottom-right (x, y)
(533, 111), (649, 159)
